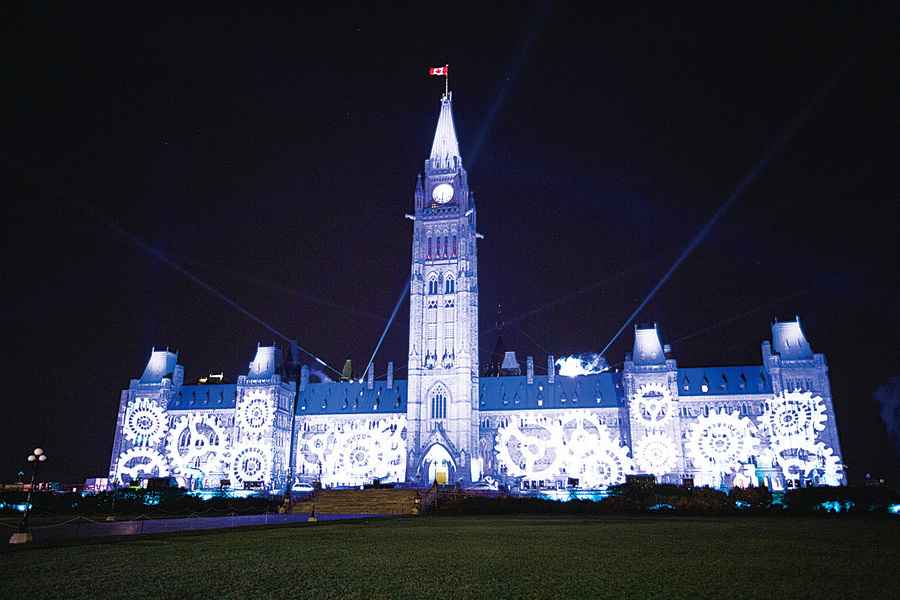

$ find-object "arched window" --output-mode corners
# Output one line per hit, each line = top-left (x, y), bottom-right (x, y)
(445, 277), (455, 294)
(427, 277), (438, 295)
(430, 385), (448, 420)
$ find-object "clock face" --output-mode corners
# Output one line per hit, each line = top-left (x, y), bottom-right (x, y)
(432, 183), (454, 204)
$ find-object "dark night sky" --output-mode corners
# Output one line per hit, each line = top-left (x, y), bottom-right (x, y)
(5, 3), (898, 483)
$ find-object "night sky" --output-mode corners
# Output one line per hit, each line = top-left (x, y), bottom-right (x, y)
(6, 4), (898, 483)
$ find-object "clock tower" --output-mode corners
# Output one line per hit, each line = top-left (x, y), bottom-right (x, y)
(406, 92), (481, 484)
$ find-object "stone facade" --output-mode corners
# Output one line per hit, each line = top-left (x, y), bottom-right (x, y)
(108, 93), (844, 492)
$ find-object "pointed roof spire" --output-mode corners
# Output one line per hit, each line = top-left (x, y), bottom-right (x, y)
(429, 92), (461, 167)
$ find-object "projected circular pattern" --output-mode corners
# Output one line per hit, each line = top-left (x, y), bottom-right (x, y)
(686, 409), (758, 474)
(166, 414), (230, 475)
(237, 391), (275, 435)
(633, 382), (677, 427)
(115, 447), (169, 485)
(123, 398), (167, 446)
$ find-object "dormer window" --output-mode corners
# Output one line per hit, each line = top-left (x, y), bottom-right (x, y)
(701, 376), (709, 393)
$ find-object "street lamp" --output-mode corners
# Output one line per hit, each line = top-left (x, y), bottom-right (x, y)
(9, 447), (47, 544)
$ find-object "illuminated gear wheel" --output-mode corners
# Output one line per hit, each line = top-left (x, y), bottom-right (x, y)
(115, 447), (169, 485)
(816, 443), (844, 486)
(685, 409), (759, 474)
(562, 413), (633, 487)
(166, 414), (230, 476)
(634, 432), (678, 477)
(322, 417), (406, 486)
(122, 398), (167, 446)
(236, 390), (275, 436)
(633, 382), (677, 427)
(760, 391), (827, 449)
(231, 444), (272, 486)
(777, 442), (843, 486)
(495, 414), (565, 478)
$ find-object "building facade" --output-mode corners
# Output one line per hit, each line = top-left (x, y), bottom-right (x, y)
(108, 93), (844, 492)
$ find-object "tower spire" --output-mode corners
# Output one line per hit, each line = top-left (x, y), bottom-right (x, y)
(429, 92), (461, 168)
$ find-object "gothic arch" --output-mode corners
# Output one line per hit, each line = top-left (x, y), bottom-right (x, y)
(427, 382), (451, 420)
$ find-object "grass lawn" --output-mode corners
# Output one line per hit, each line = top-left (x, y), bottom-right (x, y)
(2, 516), (898, 599)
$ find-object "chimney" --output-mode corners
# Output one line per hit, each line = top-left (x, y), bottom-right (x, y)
(387, 361), (394, 389)
(367, 362), (374, 390)
(548, 354), (555, 384)
(527, 356), (534, 384)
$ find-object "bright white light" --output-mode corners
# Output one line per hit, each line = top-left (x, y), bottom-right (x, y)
(231, 443), (272, 486)
(685, 409), (758, 474)
(556, 354), (608, 377)
(299, 416), (407, 487)
(760, 390), (827, 450)
(115, 447), (169, 485)
(632, 382), (677, 426)
(236, 390), (275, 436)
(495, 411), (633, 487)
(633, 432), (677, 477)
(166, 414), (230, 480)
(123, 398), (167, 446)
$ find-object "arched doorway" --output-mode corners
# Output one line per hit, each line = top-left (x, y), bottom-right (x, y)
(423, 444), (455, 485)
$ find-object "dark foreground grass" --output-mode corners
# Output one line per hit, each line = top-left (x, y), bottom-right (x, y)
(2, 516), (898, 599)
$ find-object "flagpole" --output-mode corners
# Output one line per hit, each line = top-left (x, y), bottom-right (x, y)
(445, 64), (449, 97)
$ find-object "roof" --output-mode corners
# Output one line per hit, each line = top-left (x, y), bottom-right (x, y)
(633, 324), (665, 366)
(771, 318), (814, 360)
(298, 381), (407, 415)
(479, 372), (621, 411)
(168, 384), (237, 410)
(247, 345), (282, 379)
(501, 351), (520, 371)
(140, 349), (179, 384)
(676, 366), (772, 397)
(429, 93), (460, 167)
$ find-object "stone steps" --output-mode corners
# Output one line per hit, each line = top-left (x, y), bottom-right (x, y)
(292, 489), (422, 515)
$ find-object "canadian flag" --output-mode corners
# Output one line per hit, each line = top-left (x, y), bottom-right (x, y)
(428, 65), (449, 76)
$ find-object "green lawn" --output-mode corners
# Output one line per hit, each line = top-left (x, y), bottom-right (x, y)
(2, 516), (898, 599)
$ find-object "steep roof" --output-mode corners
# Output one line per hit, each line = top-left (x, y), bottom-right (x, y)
(676, 366), (772, 397)
(298, 380), (407, 415)
(429, 93), (461, 167)
(140, 349), (179, 383)
(479, 372), (621, 411)
(168, 384), (237, 410)
(247, 345), (283, 379)
(771, 317), (814, 360)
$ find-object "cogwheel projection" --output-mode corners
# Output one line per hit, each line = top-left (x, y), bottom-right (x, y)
(236, 390), (275, 436)
(686, 409), (759, 474)
(633, 382), (678, 427)
(115, 447), (169, 485)
(166, 414), (230, 476)
(231, 444), (272, 486)
(776, 442), (843, 486)
(122, 398), (167, 446)
(495, 414), (565, 479)
(760, 391), (827, 449)
(320, 417), (407, 486)
(561, 413), (633, 487)
(634, 432), (678, 477)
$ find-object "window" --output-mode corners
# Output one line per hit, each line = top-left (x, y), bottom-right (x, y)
(427, 237), (432, 259)
(445, 277), (455, 294)
(452, 235), (457, 257)
(427, 278), (438, 295)
(431, 390), (447, 419)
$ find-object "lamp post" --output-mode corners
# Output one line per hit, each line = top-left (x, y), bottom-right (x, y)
(9, 447), (47, 544)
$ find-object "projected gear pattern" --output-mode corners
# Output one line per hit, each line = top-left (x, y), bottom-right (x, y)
(231, 444), (272, 486)
(776, 442), (843, 486)
(237, 390), (275, 436)
(633, 383), (677, 427)
(760, 391), (827, 449)
(115, 447), (169, 485)
(685, 410), (759, 474)
(166, 414), (230, 476)
(302, 417), (407, 486)
(634, 432), (678, 477)
(122, 398), (167, 446)
(495, 415), (564, 479)
(561, 414), (634, 487)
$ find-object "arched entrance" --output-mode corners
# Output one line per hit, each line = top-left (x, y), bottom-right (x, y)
(423, 444), (455, 485)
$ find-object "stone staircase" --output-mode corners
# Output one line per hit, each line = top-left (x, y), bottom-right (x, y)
(292, 488), (422, 516)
